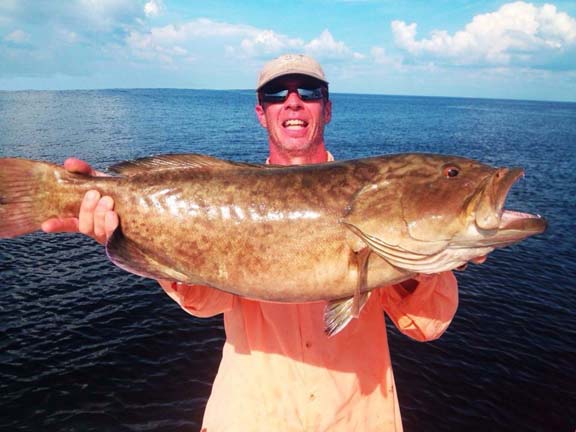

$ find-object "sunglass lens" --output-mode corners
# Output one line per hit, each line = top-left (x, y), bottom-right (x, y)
(262, 89), (289, 102)
(261, 87), (323, 103)
(297, 87), (323, 100)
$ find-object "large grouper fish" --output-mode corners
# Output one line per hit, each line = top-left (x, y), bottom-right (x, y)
(0, 153), (547, 334)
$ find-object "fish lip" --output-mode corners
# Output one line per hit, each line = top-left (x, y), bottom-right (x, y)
(475, 167), (524, 230)
(494, 167), (525, 222)
(475, 167), (547, 235)
(499, 209), (547, 233)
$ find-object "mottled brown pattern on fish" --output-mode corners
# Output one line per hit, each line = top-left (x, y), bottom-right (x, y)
(97, 162), (368, 300)
(1, 153), (546, 303)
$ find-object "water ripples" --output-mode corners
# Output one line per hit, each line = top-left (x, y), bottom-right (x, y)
(1, 90), (575, 431)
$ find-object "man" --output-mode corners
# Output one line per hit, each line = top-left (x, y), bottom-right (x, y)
(43, 54), (463, 431)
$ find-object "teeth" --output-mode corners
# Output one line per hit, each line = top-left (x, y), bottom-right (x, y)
(284, 119), (307, 127)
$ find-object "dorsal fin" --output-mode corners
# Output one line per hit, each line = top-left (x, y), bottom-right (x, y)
(108, 153), (264, 176)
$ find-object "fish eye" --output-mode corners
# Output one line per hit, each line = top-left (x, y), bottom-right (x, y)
(443, 166), (460, 178)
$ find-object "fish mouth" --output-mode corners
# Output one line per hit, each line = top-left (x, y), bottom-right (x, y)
(475, 167), (547, 239)
(499, 209), (546, 232)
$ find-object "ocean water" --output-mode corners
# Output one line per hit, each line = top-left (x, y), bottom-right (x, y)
(0, 89), (575, 432)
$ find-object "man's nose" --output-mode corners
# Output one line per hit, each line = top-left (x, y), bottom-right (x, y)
(284, 90), (303, 107)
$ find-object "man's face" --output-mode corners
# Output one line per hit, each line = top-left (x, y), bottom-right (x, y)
(256, 75), (332, 155)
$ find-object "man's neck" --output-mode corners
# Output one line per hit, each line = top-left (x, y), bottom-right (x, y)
(268, 143), (329, 166)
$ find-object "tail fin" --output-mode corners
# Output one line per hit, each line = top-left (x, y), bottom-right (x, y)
(0, 158), (65, 238)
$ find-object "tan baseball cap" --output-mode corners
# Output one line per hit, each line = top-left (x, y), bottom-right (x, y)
(256, 54), (328, 90)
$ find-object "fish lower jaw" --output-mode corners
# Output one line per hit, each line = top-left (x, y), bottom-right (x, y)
(418, 247), (494, 273)
(380, 245), (489, 275)
(499, 209), (545, 231)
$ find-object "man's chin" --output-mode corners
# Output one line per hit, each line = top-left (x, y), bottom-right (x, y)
(279, 140), (314, 155)
(281, 127), (309, 140)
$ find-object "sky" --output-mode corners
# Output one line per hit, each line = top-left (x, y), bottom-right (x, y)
(1, 0), (575, 102)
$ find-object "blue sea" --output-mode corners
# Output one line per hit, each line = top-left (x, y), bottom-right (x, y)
(0, 89), (575, 432)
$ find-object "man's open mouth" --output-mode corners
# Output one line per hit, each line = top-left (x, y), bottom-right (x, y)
(283, 119), (308, 129)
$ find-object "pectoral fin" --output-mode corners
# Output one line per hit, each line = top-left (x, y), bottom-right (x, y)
(343, 221), (449, 272)
(324, 292), (371, 337)
(324, 247), (372, 337)
(106, 228), (191, 282)
(352, 247), (371, 317)
(342, 181), (449, 272)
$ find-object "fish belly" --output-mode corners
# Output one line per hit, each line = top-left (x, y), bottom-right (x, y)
(111, 173), (359, 302)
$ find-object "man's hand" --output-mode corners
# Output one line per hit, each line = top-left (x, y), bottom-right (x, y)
(41, 158), (119, 245)
(455, 255), (488, 271)
(470, 256), (487, 265)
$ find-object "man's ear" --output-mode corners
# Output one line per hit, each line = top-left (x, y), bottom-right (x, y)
(324, 100), (332, 124)
(255, 104), (267, 128)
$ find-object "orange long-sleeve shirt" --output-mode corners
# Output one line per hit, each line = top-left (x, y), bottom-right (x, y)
(161, 271), (458, 431)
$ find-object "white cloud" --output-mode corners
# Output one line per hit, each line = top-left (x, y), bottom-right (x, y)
(126, 19), (272, 63)
(304, 29), (363, 60)
(392, 1), (576, 67)
(57, 29), (79, 44)
(4, 29), (29, 43)
(144, 0), (164, 18)
(126, 19), (360, 65)
(0, 0), (149, 78)
(240, 30), (303, 56)
(128, 19), (263, 49)
(370, 46), (402, 68)
(76, 0), (143, 31)
(152, 19), (260, 40)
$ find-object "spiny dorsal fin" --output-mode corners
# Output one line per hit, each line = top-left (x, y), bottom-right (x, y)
(108, 153), (264, 176)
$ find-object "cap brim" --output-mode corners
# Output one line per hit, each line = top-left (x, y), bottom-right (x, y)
(258, 74), (328, 91)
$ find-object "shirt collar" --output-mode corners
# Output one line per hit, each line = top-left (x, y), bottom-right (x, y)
(265, 150), (334, 165)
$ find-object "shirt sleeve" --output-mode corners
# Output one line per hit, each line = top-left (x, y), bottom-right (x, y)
(380, 271), (458, 342)
(159, 280), (235, 318)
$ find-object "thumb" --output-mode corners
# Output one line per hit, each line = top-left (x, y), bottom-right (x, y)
(63, 157), (95, 175)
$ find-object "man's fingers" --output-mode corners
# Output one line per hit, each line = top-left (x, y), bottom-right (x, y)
(105, 211), (119, 239)
(64, 157), (95, 175)
(41, 158), (112, 243)
(456, 255), (488, 271)
(94, 196), (114, 239)
(471, 255), (488, 265)
(78, 190), (101, 236)
(42, 193), (118, 245)
(41, 217), (80, 233)
(63, 157), (108, 177)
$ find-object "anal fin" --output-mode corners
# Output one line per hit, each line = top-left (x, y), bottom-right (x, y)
(106, 228), (190, 282)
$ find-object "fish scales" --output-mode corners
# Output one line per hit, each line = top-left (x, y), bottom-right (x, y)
(112, 160), (383, 301)
(0, 153), (547, 316)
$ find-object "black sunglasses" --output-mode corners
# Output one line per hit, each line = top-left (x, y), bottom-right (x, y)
(260, 86), (325, 103)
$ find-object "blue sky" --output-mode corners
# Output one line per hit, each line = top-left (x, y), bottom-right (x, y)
(1, 0), (575, 101)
